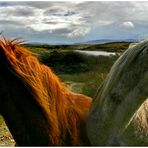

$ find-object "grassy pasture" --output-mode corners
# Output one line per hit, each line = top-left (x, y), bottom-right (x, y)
(24, 42), (130, 98)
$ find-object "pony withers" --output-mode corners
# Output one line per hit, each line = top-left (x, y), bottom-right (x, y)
(0, 36), (92, 146)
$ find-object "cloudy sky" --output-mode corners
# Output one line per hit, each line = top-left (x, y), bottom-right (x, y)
(1, 1), (148, 44)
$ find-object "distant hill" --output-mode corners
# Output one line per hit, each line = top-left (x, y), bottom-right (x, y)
(80, 42), (132, 52)
(84, 39), (115, 44)
(23, 39), (139, 46)
(24, 41), (132, 54)
(83, 39), (139, 45)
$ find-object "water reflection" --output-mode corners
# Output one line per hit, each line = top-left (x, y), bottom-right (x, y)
(75, 50), (116, 56)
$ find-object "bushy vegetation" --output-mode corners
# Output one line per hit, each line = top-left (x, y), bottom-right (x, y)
(37, 49), (119, 97)
(58, 54), (119, 97)
(25, 42), (128, 98)
(40, 51), (90, 74)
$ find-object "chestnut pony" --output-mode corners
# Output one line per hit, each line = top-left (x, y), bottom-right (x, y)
(0, 36), (92, 146)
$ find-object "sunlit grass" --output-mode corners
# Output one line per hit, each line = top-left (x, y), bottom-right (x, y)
(59, 72), (107, 98)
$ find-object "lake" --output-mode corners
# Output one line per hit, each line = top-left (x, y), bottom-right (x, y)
(74, 50), (116, 56)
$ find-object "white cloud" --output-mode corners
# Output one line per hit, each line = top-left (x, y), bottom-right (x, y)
(120, 21), (135, 29)
(26, 6), (91, 37)
(68, 26), (90, 38)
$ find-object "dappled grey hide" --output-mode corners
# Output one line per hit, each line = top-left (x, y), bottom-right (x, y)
(87, 40), (148, 146)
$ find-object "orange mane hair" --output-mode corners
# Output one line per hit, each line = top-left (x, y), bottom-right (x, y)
(0, 36), (92, 145)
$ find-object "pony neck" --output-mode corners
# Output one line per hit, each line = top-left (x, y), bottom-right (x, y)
(0, 59), (51, 146)
(87, 41), (148, 146)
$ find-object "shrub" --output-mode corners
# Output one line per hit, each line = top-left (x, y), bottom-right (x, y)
(40, 51), (90, 74)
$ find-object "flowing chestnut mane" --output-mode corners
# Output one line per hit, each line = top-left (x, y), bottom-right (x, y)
(0, 36), (92, 146)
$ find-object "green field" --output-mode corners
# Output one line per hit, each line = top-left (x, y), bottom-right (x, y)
(24, 41), (131, 53)
(23, 42), (130, 98)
